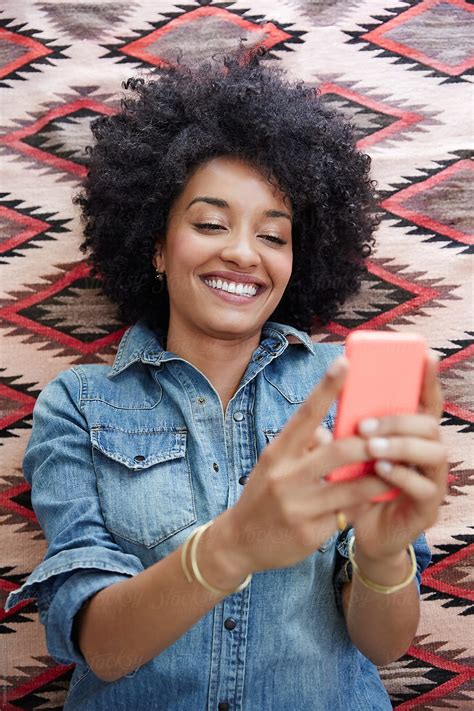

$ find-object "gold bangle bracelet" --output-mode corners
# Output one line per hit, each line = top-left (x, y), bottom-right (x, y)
(181, 521), (252, 596)
(348, 536), (417, 595)
(181, 526), (198, 583)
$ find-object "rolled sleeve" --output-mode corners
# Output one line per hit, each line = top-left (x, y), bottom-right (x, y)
(4, 368), (146, 666)
(5, 550), (144, 666)
(333, 527), (432, 614)
(46, 569), (140, 666)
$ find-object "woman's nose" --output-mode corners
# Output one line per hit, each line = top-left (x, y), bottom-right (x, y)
(220, 234), (261, 266)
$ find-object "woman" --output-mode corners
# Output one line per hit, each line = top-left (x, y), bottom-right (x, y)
(5, 50), (448, 710)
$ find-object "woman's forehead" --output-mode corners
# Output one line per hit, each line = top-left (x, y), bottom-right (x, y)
(177, 156), (292, 214)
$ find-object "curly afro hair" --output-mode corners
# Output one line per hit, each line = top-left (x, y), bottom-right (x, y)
(73, 48), (381, 335)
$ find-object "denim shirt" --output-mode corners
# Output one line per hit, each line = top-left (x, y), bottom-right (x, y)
(5, 319), (431, 711)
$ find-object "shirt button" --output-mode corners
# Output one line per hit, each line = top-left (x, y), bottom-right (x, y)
(134, 455), (145, 462)
(213, 462), (220, 472)
(197, 396), (206, 404)
(238, 475), (248, 485)
(233, 411), (244, 422)
(224, 618), (237, 630)
(218, 703), (230, 710)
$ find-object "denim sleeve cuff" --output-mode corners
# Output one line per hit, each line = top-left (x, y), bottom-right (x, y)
(333, 527), (355, 614)
(5, 548), (145, 666)
(4, 547), (145, 612)
(332, 528), (432, 614)
(46, 568), (138, 666)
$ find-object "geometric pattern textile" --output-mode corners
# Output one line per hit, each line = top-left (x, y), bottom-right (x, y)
(1, 1), (473, 709)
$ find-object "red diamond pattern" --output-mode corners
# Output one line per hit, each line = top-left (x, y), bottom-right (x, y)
(101, 3), (304, 69)
(318, 81), (427, 149)
(0, 26), (51, 78)
(381, 159), (473, 247)
(0, 99), (116, 178)
(361, 0), (474, 77)
(0, 262), (126, 355)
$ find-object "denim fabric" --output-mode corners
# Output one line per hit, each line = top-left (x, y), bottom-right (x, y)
(333, 527), (431, 616)
(5, 319), (431, 710)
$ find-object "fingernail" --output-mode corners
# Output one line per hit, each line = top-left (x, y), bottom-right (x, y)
(327, 357), (346, 378)
(375, 460), (393, 475)
(315, 426), (332, 444)
(359, 418), (379, 435)
(369, 437), (389, 455)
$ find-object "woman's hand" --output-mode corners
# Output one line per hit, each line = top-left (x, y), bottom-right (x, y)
(347, 352), (449, 562)
(227, 357), (392, 575)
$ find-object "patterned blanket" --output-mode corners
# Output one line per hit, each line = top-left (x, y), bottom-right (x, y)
(1, 1), (472, 708)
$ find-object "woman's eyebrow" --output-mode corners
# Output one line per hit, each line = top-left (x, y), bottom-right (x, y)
(186, 196), (291, 221)
(265, 209), (292, 222)
(186, 196), (228, 210)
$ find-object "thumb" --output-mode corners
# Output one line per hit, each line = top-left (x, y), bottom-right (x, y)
(307, 424), (333, 452)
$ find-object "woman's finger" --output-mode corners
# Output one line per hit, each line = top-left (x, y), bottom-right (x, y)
(366, 436), (447, 482)
(419, 352), (444, 420)
(274, 473), (390, 524)
(374, 460), (439, 501)
(302, 434), (372, 483)
(301, 503), (370, 550)
(358, 413), (440, 440)
(307, 425), (333, 451)
(338, 502), (372, 527)
(265, 356), (348, 462)
(314, 476), (392, 517)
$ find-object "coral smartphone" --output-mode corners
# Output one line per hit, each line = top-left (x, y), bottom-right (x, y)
(326, 331), (428, 502)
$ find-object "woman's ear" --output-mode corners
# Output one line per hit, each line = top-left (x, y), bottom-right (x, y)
(153, 244), (165, 273)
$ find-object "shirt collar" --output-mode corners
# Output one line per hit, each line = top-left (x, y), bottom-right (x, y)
(108, 321), (164, 377)
(261, 321), (315, 355)
(108, 319), (314, 378)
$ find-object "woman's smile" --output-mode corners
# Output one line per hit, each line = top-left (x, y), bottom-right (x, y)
(199, 275), (266, 305)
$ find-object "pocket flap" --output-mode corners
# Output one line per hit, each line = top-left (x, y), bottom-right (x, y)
(90, 426), (187, 470)
(264, 429), (281, 442)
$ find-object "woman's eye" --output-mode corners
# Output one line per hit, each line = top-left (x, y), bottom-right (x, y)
(194, 224), (286, 245)
(260, 235), (287, 245)
(194, 223), (223, 230)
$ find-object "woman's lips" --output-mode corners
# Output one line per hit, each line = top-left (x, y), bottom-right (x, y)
(200, 278), (264, 304)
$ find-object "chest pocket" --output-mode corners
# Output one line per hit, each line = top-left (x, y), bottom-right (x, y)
(263, 429), (337, 553)
(91, 426), (196, 548)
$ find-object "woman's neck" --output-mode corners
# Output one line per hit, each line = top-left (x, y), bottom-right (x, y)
(164, 325), (262, 413)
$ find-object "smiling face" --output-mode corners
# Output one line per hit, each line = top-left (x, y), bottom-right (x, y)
(153, 155), (293, 346)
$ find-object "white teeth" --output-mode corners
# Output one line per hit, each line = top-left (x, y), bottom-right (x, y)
(203, 278), (258, 297)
